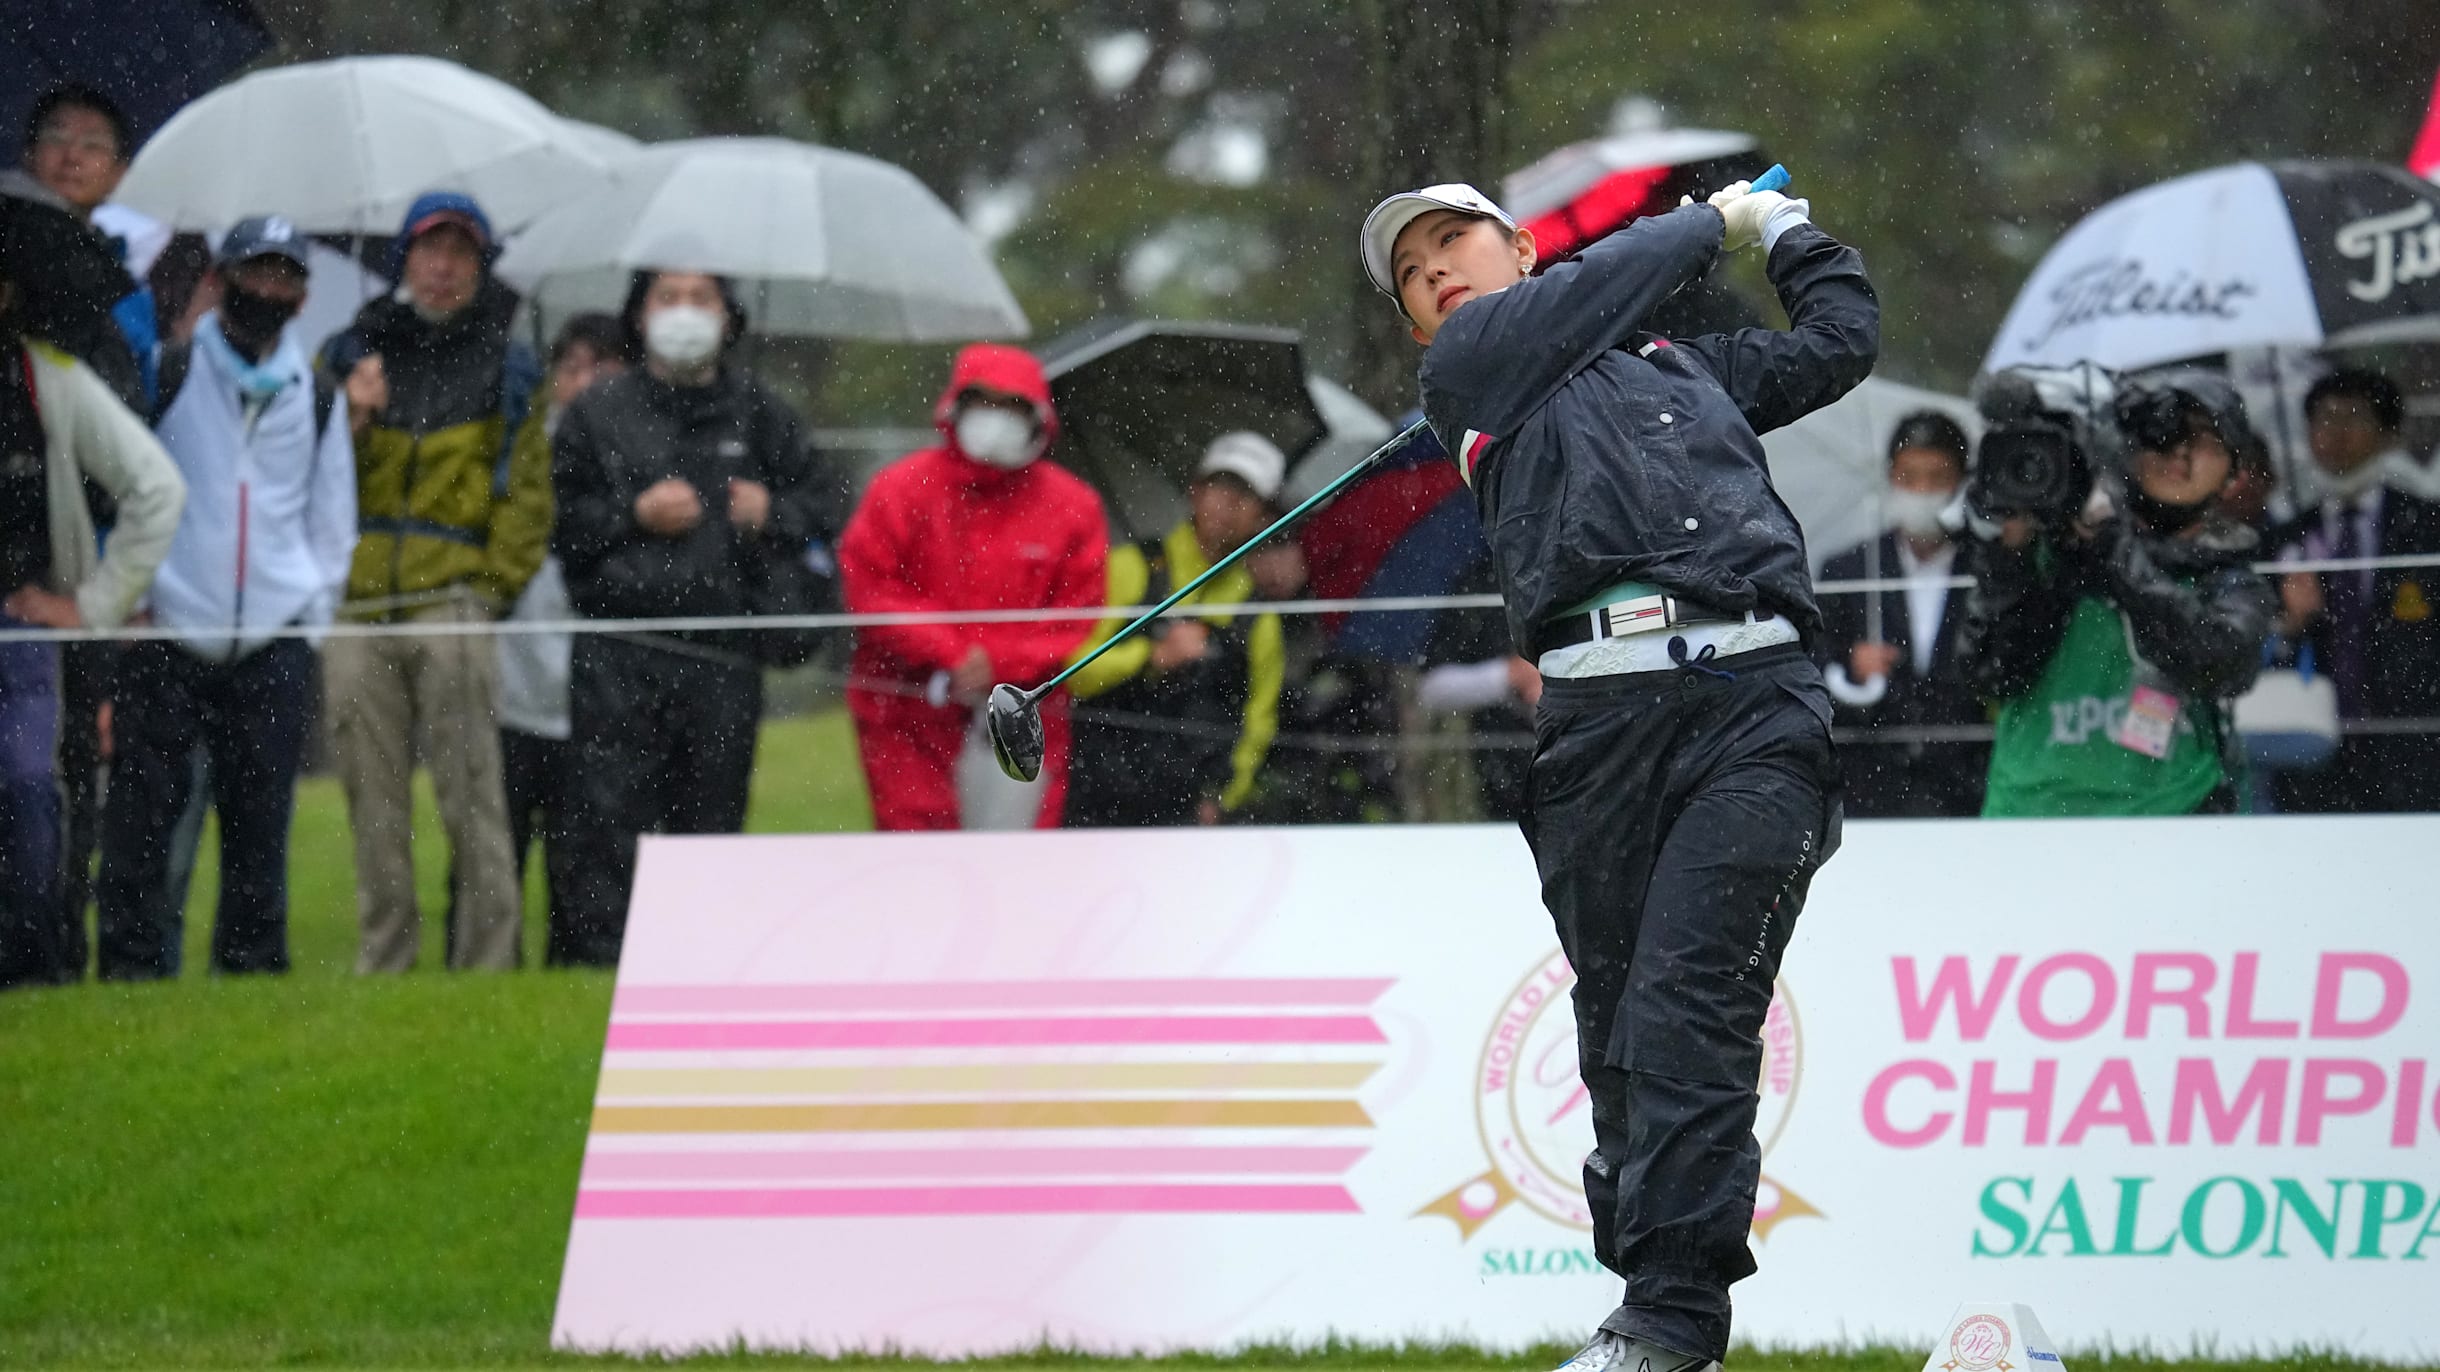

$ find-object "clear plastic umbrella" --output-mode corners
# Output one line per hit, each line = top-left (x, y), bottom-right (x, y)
(115, 55), (619, 234)
(494, 137), (1028, 343)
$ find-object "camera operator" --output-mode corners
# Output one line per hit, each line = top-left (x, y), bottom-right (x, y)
(1957, 372), (2275, 817)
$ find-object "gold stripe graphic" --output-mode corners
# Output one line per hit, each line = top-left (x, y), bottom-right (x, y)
(595, 1061), (1384, 1097)
(592, 1098), (1373, 1134)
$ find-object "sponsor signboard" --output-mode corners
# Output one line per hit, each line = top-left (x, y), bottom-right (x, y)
(554, 819), (2440, 1359)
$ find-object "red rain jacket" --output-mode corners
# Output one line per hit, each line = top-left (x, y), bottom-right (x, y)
(841, 344), (1108, 684)
(839, 344), (1109, 828)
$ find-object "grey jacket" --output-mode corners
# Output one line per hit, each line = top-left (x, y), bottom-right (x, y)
(1417, 202), (1880, 654)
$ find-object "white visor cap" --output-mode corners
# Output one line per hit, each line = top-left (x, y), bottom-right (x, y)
(1197, 430), (1289, 504)
(1360, 182), (1519, 298)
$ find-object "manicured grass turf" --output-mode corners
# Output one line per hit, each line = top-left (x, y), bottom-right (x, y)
(1, 711), (871, 1367)
(0, 712), (2424, 1367)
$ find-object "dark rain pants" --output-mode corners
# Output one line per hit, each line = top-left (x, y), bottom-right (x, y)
(1520, 644), (1840, 1362)
(95, 639), (314, 978)
(558, 635), (760, 968)
(0, 630), (63, 991)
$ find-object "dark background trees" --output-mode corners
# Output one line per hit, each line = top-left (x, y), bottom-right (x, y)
(251, 0), (2440, 420)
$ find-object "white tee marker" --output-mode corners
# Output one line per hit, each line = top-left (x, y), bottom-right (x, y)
(1922, 1303), (2066, 1372)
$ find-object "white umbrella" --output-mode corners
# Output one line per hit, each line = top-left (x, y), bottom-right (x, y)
(116, 55), (618, 234)
(495, 137), (1027, 342)
(1758, 374), (1982, 576)
(91, 203), (172, 277)
(1282, 376), (1395, 505)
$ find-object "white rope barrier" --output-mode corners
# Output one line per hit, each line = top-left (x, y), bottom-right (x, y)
(4, 554), (2437, 644)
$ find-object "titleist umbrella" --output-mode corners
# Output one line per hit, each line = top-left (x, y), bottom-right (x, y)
(1984, 160), (2440, 375)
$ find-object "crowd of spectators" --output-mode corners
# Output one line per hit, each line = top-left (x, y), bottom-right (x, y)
(2, 82), (2437, 991)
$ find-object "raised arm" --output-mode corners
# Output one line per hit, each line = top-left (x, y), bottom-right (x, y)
(1676, 220), (1880, 436)
(1421, 203), (1726, 436)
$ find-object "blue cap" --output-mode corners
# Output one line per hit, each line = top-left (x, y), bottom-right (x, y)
(389, 190), (495, 280)
(216, 215), (309, 271)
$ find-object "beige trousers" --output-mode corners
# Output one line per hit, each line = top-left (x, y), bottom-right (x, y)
(324, 594), (520, 972)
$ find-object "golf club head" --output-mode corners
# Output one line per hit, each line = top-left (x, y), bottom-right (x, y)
(985, 683), (1045, 783)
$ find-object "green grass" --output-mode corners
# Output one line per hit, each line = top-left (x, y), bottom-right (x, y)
(165, 709), (878, 975)
(0, 711), (2424, 1367)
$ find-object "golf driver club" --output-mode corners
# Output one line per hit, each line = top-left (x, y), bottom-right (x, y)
(987, 416), (1434, 782)
(986, 164), (1790, 782)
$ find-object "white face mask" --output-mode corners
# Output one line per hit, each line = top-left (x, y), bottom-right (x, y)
(955, 406), (1040, 470)
(1884, 487), (1955, 539)
(644, 304), (725, 370)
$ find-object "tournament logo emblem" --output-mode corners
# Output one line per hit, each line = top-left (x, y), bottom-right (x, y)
(1418, 949), (1818, 1239)
(1943, 1313), (2015, 1372)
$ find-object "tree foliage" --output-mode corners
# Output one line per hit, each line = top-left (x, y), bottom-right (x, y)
(269, 0), (2440, 420)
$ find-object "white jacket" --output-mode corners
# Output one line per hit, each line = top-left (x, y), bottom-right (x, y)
(148, 317), (357, 660)
(27, 340), (185, 630)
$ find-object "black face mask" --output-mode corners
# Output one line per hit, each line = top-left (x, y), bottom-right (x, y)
(221, 285), (300, 350)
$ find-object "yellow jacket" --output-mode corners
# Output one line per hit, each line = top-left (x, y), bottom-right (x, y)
(327, 286), (548, 611)
(1069, 520), (1284, 812)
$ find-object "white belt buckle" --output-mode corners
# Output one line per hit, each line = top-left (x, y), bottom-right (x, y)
(1593, 593), (1670, 641)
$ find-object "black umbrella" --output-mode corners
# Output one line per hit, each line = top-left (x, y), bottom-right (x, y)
(0, 0), (275, 161)
(1041, 319), (1331, 539)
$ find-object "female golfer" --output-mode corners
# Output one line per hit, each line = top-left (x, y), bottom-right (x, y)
(1361, 181), (1878, 1371)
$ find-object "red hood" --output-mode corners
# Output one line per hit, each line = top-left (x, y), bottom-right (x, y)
(934, 343), (1059, 453)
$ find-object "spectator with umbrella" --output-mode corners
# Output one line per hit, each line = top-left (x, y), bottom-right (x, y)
(1814, 412), (1990, 818)
(497, 312), (626, 963)
(2270, 367), (2440, 813)
(0, 235), (185, 990)
(91, 218), (354, 981)
(2, 126), (151, 977)
(1064, 432), (1289, 828)
(548, 272), (830, 966)
(18, 84), (154, 408)
(839, 345), (1109, 831)
(319, 191), (546, 974)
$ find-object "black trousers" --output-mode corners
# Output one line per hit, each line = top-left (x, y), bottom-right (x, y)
(559, 636), (760, 968)
(94, 639), (314, 978)
(54, 642), (116, 980)
(500, 726), (585, 965)
(1521, 645), (1840, 1361)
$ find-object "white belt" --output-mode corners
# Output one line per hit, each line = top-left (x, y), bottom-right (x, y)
(1538, 612), (1799, 679)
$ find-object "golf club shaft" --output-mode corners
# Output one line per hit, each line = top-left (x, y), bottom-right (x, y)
(1029, 417), (1435, 699)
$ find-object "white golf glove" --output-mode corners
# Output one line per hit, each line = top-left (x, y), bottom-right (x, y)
(1687, 182), (1810, 252)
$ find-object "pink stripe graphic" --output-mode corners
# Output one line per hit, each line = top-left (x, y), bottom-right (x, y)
(581, 1146), (1369, 1183)
(613, 978), (1393, 1016)
(575, 1184), (1361, 1219)
(605, 1015), (1387, 1051)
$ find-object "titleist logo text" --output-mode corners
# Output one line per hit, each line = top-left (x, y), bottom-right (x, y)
(2337, 201), (2440, 303)
(2023, 258), (2255, 351)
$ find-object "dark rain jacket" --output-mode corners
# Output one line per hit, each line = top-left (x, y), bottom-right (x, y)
(1957, 514), (2275, 706)
(550, 365), (830, 631)
(1416, 202), (1879, 655)
(320, 281), (545, 608)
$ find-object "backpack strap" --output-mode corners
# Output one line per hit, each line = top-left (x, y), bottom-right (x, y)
(151, 340), (192, 426)
(492, 340), (542, 497)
